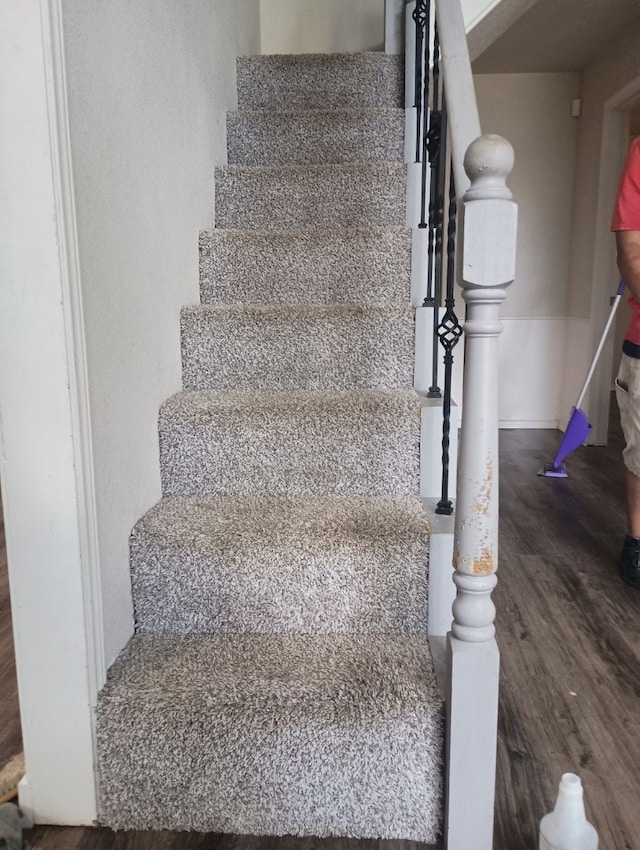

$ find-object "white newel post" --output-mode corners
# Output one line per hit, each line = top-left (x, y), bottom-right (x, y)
(444, 135), (517, 850)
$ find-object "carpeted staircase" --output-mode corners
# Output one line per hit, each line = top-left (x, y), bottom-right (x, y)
(96, 52), (444, 843)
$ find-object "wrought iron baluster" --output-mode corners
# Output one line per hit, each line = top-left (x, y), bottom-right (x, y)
(432, 26), (441, 120)
(418, 0), (432, 228)
(436, 163), (463, 515)
(428, 90), (447, 398)
(423, 24), (440, 307)
(413, 0), (428, 164)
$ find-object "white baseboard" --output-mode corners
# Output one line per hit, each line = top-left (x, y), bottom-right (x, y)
(18, 777), (34, 828)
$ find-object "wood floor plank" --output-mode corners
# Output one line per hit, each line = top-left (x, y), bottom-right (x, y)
(0, 494), (23, 764)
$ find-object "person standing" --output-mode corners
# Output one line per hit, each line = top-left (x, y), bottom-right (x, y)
(613, 136), (640, 589)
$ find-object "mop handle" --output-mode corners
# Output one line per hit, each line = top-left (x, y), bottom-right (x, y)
(575, 281), (626, 410)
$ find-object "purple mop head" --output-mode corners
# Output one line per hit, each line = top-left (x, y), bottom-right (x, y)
(539, 407), (592, 478)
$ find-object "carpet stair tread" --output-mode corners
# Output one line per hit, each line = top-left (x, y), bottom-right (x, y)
(131, 495), (429, 635)
(198, 226), (411, 305)
(158, 389), (421, 498)
(97, 632), (444, 839)
(214, 163), (406, 230)
(180, 304), (415, 391)
(236, 53), (403, 110)
(227, 108), (404, 166)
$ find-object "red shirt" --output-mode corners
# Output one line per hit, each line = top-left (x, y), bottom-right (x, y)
(612, 138), (640, 347)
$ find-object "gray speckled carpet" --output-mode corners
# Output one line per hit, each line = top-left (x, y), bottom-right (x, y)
(97, 52), (444, 842)
(198, 227), (411, 305)
(180, 304), (415, 391)
(215, 163), (406, 230)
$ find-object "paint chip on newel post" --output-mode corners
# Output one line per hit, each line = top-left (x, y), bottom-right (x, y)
(444, 135), (517, 850)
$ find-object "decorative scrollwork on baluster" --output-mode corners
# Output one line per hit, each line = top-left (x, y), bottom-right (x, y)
(439, 169), (462, 352)
(412, 0), (429, 29)
(425, 109), (442, 165)
(437, 309), (463, 353)
(412, 0), (429, 164)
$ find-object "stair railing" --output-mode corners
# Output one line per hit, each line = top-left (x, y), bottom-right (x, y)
(399, 1), (518, 848)
(411, 1), (463, 516)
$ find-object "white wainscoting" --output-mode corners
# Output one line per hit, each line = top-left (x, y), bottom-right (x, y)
(498, 316), (568, 428)
(417, 312), (574, 429)
(558, 316), (593, 433)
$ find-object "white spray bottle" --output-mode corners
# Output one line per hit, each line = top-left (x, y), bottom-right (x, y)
(539, 773), (598, 850)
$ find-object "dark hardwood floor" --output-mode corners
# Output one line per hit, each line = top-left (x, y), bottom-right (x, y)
(0, 495), (22, 764)
(4, 400), (639, 848)
(494, 404), (640, 850)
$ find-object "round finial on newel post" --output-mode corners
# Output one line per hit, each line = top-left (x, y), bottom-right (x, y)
(463, 134), (514, 201)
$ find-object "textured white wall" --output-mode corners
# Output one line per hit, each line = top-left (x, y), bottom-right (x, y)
(473, 73), (580, 425)
(259, 0), (384, 54)
(258, 0), (500, 55)
(474, 72), (580, 318)
(62, 0), (260, 666)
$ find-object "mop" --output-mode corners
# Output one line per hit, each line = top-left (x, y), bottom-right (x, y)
(539, 281), (626, 478)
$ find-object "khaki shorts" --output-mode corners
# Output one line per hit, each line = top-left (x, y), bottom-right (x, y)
(616, 353), (640, 478)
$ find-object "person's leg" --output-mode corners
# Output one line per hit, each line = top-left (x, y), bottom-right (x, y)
(626, 468), (640, 538)
(616, 354), (640, 588)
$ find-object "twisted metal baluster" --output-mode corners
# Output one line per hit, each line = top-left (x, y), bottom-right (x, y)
(436, 163), (463, 515)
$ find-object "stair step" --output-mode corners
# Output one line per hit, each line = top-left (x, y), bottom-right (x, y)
(131, 496), (429, 635)
(214, 164), (406, 230)
(236, 53), (403, 110)
(97, 633), (444, 839)
(158, 389), (420, 498)
(227, 109), (404, 166)
(199, 227), (411, 305)
(180, 304), (414, 391)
